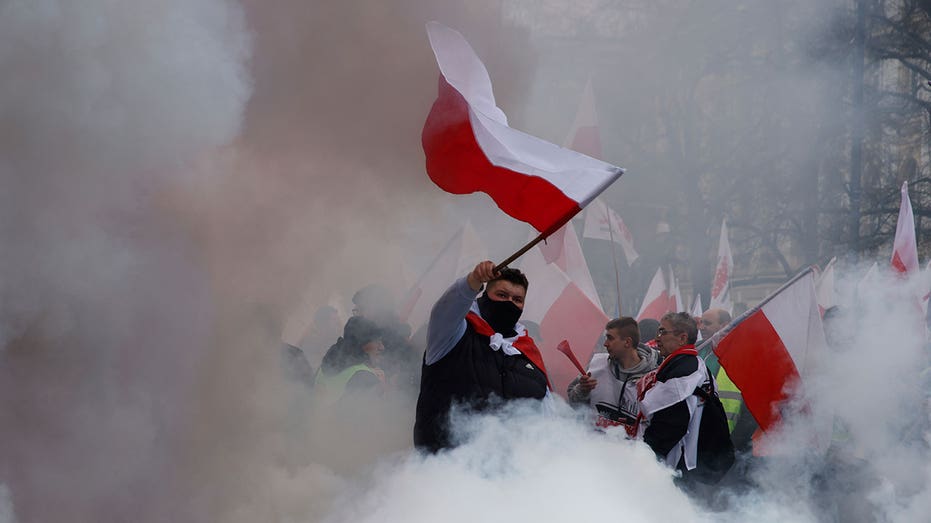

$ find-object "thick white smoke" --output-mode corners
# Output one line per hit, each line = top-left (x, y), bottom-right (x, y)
(0, 1), (252, 521)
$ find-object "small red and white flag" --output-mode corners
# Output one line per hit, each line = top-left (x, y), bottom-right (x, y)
(922, 260), (931, 316)
(709, 220), (734, 314)
(891, 181), (919, 277)
(857, 262), (878, 296)
(563, 76), (602, 159)
(518, 240), (609, 396)
(637, 267), (671, 321)
(690, 293), (703, 318)
(669, 271), (683, 313)
(691, 294), (703, 342)
(400, 222), (487, 333)
(709, 269), (831, 451)
(422, 22), (624, 235)
(582, 198), (639, 265)
(814, 257), (836, 315)
(535, 224), (603, 311)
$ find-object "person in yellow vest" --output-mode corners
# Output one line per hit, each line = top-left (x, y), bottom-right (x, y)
(315, 316), (386, 406)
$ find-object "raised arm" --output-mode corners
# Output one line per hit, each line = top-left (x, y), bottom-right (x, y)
(424, 261), (497, 365)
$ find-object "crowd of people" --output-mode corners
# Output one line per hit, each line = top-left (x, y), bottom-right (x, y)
(284, 259), (930, 515)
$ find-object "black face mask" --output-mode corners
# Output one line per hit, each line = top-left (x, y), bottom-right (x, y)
(477, 293), (522, 336)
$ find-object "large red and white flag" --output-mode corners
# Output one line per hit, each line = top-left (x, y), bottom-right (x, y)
(518, 241), (609, 396)
(891, 181), (919, 277)
(563, 76), (602, 159)
(709, 220), (734, 313)
(582, 198), (639, 265)
(709, 269), (830, 450)
(422, 22), (624, 235)
(637, 267), (671, 321)
(400, 222), (487, 333)
(815, 257), (836, 315)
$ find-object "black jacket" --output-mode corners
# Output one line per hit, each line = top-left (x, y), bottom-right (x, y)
(413, 324), (547, 452)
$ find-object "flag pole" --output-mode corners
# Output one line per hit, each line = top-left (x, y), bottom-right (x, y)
(697, 265), (815, 356)
(606, 212), (623, 316)
(494, 230), (551, 272)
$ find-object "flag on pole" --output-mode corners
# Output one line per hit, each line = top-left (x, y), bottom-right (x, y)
(858, 262), (878, 293)
(637, 267), (671, 321)
(707, 269), (830, 450)
(518, 240), (609, 396)
(400, 223), (487, 333)
(582, 198), (639, 265)
(691, 294), (703, 342)
(669, 272), (683, 313)
(422, 22), (624, 235)
(891, 181), (919, 277)
(690, 293), (703, 318)
(535, 223), (603, 311)
(815, 257), (836, 315)
(709, 220), (734, 313)
(563, 76), (602, 159)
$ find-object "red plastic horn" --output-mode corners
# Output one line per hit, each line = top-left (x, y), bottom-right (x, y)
(556, 340), (586, 375)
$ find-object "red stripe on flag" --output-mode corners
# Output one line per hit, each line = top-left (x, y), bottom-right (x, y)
(714, 309), (802, 432)
(891, 250), (908, 275)
(422, 76), (582, 234)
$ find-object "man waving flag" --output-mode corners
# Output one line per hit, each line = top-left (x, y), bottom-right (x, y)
(422, 22), (624, 236)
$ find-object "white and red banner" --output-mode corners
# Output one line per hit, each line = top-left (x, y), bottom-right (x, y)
(709, 220), (734, 314)
(891, 181), (919, 277)
(709, 269), (830, 450)
(582, 198), (639, 265)
(422, 22), (624, 235)
(400, 223), (487, 334)
(519, 237), (609, 397)
(637, 267), (671, 321)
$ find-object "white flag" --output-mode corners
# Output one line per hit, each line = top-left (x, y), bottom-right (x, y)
(582, 198), (639, 265)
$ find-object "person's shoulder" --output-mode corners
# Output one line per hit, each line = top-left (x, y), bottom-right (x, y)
(346, 367), (381, 389)
(657, 353), (698, 380)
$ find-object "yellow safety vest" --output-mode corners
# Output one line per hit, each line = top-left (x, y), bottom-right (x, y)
(314, 364), (381, 406)
(715, 367), (743, 433)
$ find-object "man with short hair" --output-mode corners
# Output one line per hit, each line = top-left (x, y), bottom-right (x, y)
(567, 317), (659, 436)
(637, 312), (712, 476)
(699, 308), (731, 343)
(414, 261), (550, 452)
